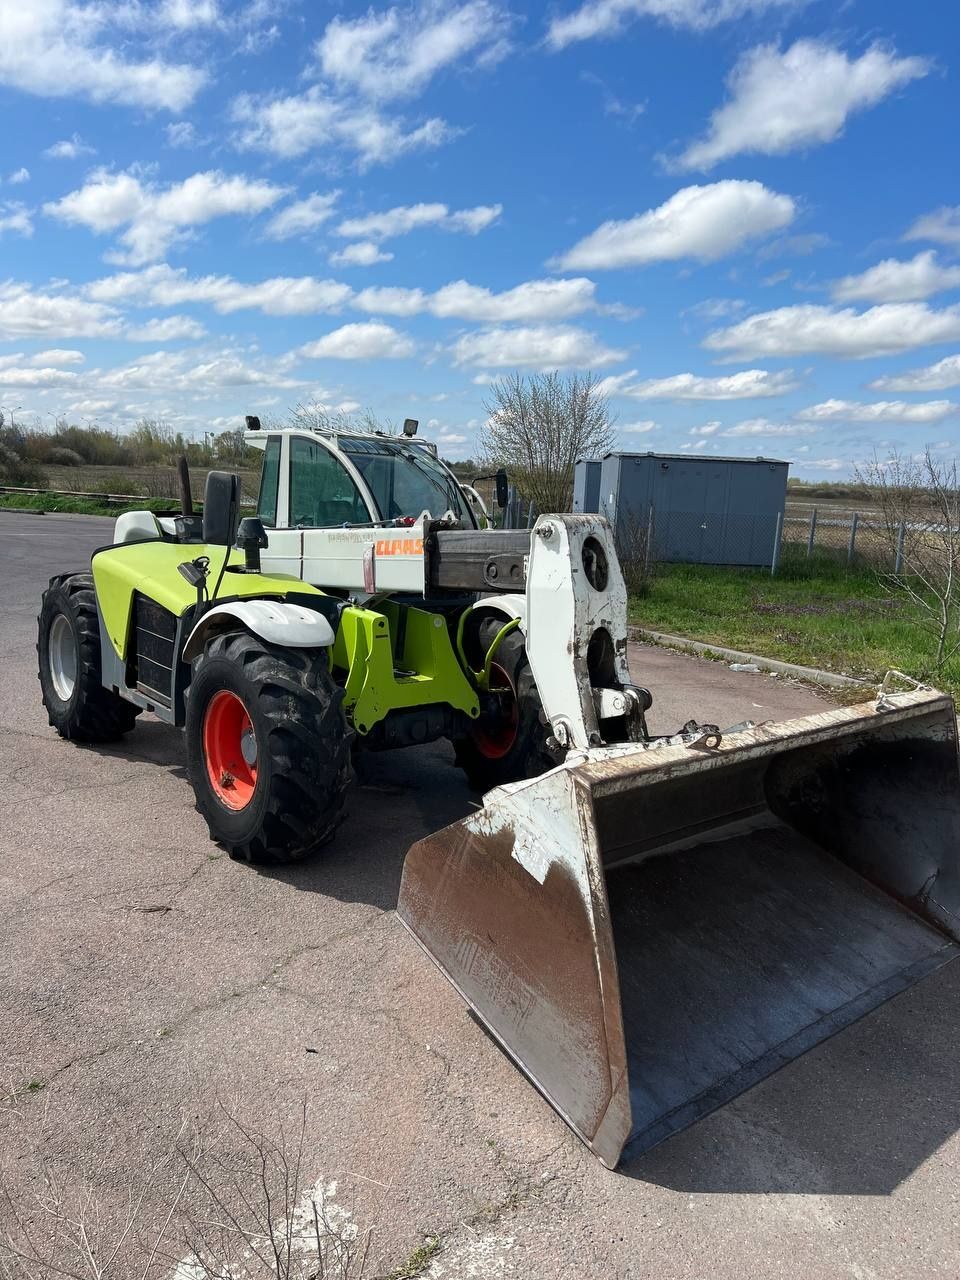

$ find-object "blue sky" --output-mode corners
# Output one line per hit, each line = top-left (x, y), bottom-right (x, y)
(0, 0), (957, 477)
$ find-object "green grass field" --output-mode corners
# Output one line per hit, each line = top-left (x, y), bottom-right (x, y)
(0, 492), (182, 517)
(629, 553), (960, 700)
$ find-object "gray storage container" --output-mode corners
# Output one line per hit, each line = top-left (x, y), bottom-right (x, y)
(585, 452), (788, 567)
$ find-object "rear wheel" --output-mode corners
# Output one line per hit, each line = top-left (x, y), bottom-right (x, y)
(452, 617), (562, 792)
(185, 631), (352, 864)
(38, 574), (140, 742)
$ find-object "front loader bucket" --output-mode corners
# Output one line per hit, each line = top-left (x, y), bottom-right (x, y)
(397, 689), (960, 1168)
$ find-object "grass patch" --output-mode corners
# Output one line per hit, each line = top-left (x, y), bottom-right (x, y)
(630, 554), (960, 701)
(385, 1236), (442, 1279)
(0, 492), (180, 517)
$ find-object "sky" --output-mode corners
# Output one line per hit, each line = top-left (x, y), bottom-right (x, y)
(0, 0), (957, 478)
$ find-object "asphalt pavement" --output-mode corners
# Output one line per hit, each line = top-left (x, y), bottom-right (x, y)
(1, 509), (958, 1280)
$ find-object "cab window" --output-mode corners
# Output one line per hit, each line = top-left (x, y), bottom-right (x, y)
(257, 436), (281, 527)
(289, 436), (369, 527)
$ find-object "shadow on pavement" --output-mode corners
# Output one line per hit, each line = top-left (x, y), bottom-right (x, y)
(90, 713), (476, 912)
(621, 959), (960, 1195)
(262, 743), (478, 911)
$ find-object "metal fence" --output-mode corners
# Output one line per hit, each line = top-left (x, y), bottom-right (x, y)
(608, 502), (910, 579)
(782, 505), (908, 573)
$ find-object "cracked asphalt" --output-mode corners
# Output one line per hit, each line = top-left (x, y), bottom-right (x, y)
(2, 510), (959, 1279)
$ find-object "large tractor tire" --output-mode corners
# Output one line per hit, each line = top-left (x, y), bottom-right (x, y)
(185, 630), (352, 864)
(453, 616), (563, 793)
(38, 574), (140, 742)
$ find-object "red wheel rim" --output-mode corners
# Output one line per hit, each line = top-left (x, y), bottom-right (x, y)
(203, 689), (258, 810)
(472, 662), (519, 760)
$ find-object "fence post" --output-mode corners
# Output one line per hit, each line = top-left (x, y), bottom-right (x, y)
(526, 499), (536, 528)
(505, 484), (516, 529)
(644, 503), (655, 574)
(894, 521), (906, 574)
(770, 510), (782, 577)
(806, 507), (818, 559)
(847, 511), (859, 566)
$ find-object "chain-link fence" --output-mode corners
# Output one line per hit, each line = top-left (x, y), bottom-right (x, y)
(781, 503), (904, 571)
(475, 486), (907, 577)
(606, 501), (909, 582)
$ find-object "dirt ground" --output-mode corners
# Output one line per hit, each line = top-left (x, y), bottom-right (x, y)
(1, 510), (958, 1280)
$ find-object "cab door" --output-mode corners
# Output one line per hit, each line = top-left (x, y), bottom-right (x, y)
(256, 435), (301, 576)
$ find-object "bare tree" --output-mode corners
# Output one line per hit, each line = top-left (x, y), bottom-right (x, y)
(0, 1101), (371, 1280)
(855, 449), (960, 672)
(479, 371), (617, 514)
(289, 399), (356, 434)
(289, 400), (395, 436)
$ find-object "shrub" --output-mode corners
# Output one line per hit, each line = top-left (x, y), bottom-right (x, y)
(0, 443), (48, 488)
(46, 446), (84, 466)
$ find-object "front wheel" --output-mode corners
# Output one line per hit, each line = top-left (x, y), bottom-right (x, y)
(452, 617), (563, 792)
(185, 631), (352, 864)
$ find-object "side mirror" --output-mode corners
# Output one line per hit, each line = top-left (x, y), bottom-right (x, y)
(202, 471), (240, 546)
(495, 469), (509, 509)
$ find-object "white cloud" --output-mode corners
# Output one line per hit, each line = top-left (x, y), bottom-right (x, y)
(97, 348), (304, 392)
(0, 0), (206, 111)
(300, 322), (415, 360)
(427, 277), (597, 322)
(677, 40), (929, 171)
(684, 297), (746, 320)
(832, 251), (960, 304)
(0, 203), (32, 238)
(546, 0), (800, 50)
(64, 398), (118, 416)
(623, 420), (659, 433)
(797, 398), (959, 425)
(792, 457), (847, 472)
(721, 419), (819, 437)
(8, 168), (30, 184)
(869, 354), (960, 393)
(0, 348), (85, 369)
(0, 364), (79, 389)
(45, 169), (288, 264)
(125, 315), (207, 342)
(690, 421), (720, 435)
(451, 324), (626, 369)
(704, 303), (960, 361)
(315, 1), (511, 101)
(329, 242), (394, 268)
(160, 0), (219, 29)
(905, 206), (960, 249)
(350, 287), (426, 317)
(264, 191), (341, 241)
(86, 264), (354, 316)
(603, 367), (798, 400)
(553, 180), (794, 270)
(0, 283), (121, 339)
(336, 201), (501, 241)
(165, 121), (199, 149)
(84, 265), (601, 325)
(43, 134), (96, 160)
(230, 87), (455, 166)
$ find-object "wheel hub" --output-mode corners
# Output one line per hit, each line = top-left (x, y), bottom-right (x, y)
(203, 689), (258, 811)
(48, 612), (78, 702)
(471, 662), (520, 760)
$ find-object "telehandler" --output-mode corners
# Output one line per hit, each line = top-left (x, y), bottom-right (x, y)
(38, 417), (960, 1167)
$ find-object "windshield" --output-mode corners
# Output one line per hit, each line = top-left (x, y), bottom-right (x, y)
(342, 439), (474, 526)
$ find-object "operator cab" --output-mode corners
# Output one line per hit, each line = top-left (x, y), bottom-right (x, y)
(247, 421), (478, 531)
